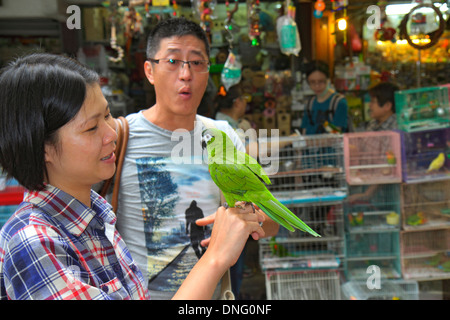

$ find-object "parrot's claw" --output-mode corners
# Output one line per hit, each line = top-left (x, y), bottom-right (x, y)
(235, 202), (256, 213)
(222, 202), (229, 209)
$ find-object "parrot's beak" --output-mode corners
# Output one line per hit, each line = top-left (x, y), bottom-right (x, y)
(201, 138), (207, 150)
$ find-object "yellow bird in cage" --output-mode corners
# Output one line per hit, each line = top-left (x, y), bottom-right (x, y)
(426, 153), (445, 173)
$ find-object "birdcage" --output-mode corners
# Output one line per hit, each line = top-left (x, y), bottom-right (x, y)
(401, 180), (450, 230)
(344, 258), (402, 281)
(343, 184), (402, 280)
(400, 228), (450, 280)
(265, 269), (342, 300)
(395, 86), (450, 132)
(345, 230), (400, 259)
(345, 184), (401, 232)
(259, 202), (344, 271)
(399, 127), (450, 183)
(343, 131), (402, 185)
(341, 280), (419, 300)
(259, 133), (346, 204)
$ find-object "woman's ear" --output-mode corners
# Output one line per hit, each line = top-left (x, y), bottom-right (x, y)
(44, 142), (56, 164)
(144, 60), (155, 85)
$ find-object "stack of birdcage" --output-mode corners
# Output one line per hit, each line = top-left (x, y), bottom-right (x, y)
(395, 86), (450, 282)
(258, 133), (347, 300)
(342, 131), (403, 282)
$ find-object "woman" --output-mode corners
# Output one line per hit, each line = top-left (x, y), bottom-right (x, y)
(300, 60), (348, 135)
(0, 53), (264, 300)
(214, 84), (249, 130)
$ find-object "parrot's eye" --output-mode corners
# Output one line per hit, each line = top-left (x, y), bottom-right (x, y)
(204, 133), (213, 143)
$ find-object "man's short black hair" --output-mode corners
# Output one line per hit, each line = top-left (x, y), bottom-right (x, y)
(146, 17), (210, 59)
(369, 82), (400, 113)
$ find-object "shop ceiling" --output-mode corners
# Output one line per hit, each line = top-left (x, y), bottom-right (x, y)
(61, 0), (424, 19)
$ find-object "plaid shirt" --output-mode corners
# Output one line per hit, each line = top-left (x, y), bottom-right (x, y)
(0, 185), (149, 300)
(364, 114), (398, 131)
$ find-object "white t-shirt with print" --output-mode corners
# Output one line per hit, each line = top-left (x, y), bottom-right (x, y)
(115, 111), (244, 299)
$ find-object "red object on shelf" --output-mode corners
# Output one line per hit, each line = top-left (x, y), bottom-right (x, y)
(0, 186), (24, 206)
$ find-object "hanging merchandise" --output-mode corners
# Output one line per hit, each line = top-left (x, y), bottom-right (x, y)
(224, 0), (239, 47)
(349, 24), (362, 52)
(374, 1), (397, 42)
(221, 51), (242, 90)
(276, 2), (301, 56)
(247, 0), (261, 46)
(313, 0), (325, 18)
(191, 0), (218, 42)
(103, 1), (125, 63)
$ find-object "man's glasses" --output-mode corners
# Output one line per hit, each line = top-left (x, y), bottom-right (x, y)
(148, 58), (210, 73)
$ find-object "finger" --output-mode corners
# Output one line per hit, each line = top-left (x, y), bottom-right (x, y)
(195, 212), (216, 226)
(200, 237), (211, 247)
(249, 221), (265, 240)
(231, 210), (265, 224)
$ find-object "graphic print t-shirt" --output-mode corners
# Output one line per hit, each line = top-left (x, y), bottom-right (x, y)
(116, 111), (244, 297)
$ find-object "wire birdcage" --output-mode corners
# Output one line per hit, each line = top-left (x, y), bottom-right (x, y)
(344, 184), (402, 280)
(265, 269), (342, 300)
(259, 134), (346, 204)
(259, 202), (344, 271)
(341, 280), (419, 300)
(401, 180), (450, 230)
(400, 228), (450, 280)
(343, 131), (402, 185)
(399, 127), (450, 183)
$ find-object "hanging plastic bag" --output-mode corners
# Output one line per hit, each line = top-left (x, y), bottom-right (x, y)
(276, 15), (301, 56)
(221, 51), (242, 91)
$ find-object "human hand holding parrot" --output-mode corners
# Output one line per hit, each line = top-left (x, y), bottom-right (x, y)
(201, 128), (320, 237)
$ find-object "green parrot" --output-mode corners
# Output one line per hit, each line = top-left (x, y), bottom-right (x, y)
(269, 237), (292, 257)
(201, 128), (320, 237)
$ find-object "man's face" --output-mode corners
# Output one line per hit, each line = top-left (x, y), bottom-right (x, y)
(144, 35), (209, 117)
(369, 96), (388, 121)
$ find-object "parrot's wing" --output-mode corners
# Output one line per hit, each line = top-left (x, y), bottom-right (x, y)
(210, 161), (268, 196)
(234, 148), (271, 185)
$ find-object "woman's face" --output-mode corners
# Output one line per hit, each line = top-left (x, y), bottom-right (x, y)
(233, 95), (247, 118)
(307, 70), (329, 96)
(44, 83), (117, 193)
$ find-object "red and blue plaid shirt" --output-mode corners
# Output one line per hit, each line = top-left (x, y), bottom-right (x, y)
(0, 185), (149, 300)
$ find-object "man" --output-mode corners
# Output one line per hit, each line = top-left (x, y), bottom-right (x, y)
(116, 17), (279, 299)
(349, 81), (400, 203)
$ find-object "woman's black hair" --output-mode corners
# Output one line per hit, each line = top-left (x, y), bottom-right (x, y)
(213, 84), (242, 118)
(305, 60), (330, 79)
(0, 53), (99, 191)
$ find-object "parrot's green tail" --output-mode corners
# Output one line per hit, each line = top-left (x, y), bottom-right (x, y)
(256, 198), (321, 237)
